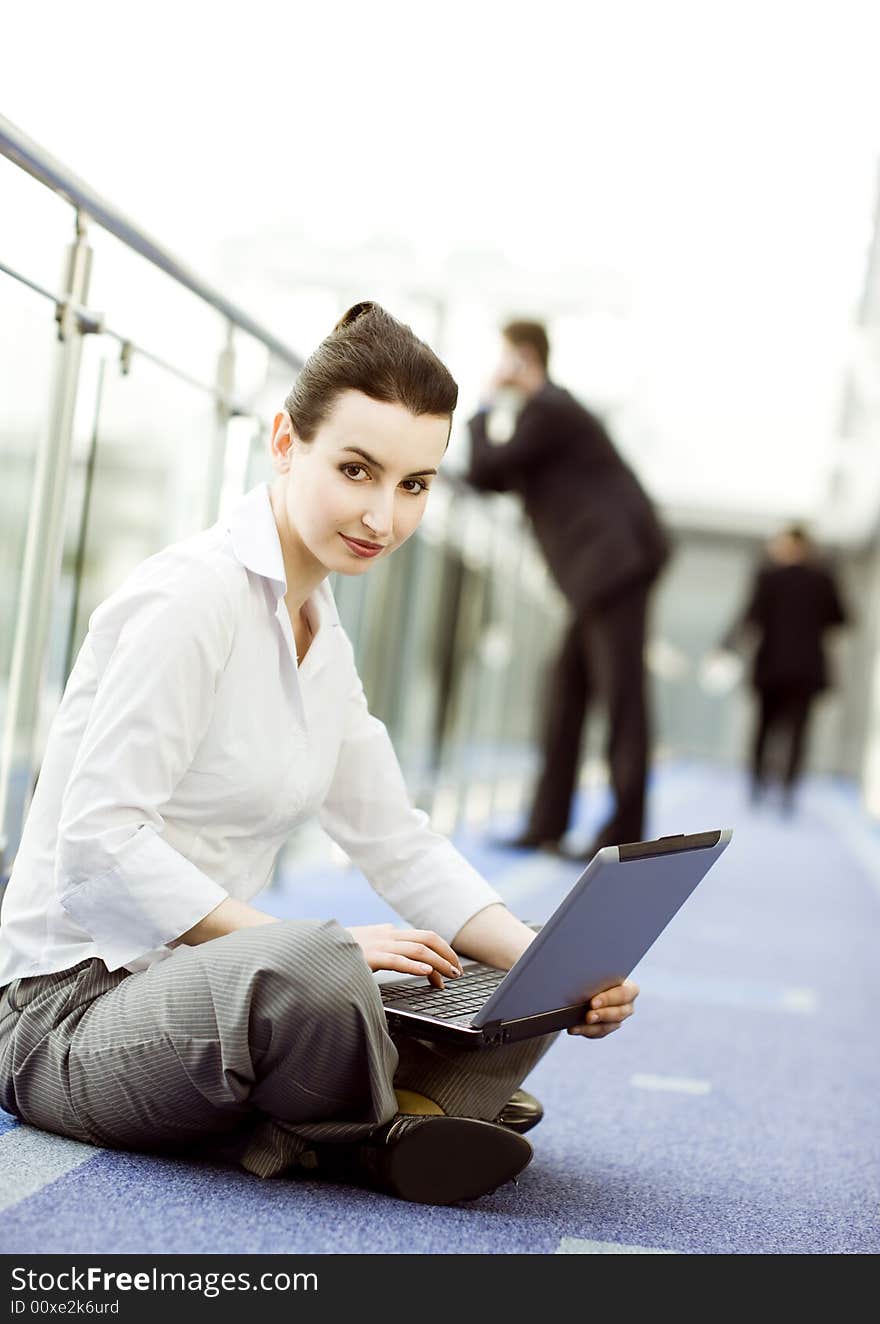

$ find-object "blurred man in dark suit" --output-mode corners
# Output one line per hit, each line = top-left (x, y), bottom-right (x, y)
(466, 320), (670, 856)
(719, 524), (850, 810)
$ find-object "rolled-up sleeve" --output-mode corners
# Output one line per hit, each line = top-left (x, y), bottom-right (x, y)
(56, 566), (234, 970)
(318, 659), (504, 945)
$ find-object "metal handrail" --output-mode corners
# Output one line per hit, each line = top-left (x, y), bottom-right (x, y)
(0, 113), (304, 371)
(0, 257), (250, 409)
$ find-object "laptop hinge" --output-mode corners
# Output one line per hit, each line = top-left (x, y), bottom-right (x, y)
(479, 1021), (505, 1046)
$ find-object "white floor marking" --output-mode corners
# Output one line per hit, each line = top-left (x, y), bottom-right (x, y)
(630, 1073), (712, 1095)
(556, 1237), (677, 1254)
(0, 1125), (100, 1213)
(643, 969), (818, 1014)
(780, 987), (818, 1013)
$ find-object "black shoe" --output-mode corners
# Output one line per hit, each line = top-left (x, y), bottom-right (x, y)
(495, 1088), (544, 1134)
(310, 1114), (532, 1205)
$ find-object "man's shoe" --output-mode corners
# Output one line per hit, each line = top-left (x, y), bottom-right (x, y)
(495, 1088), (544, 1135)
(310, 1114), (532, 1205)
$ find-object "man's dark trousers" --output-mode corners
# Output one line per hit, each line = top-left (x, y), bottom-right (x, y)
(751, 683), (814, 797)
(525, 582), (650, 849)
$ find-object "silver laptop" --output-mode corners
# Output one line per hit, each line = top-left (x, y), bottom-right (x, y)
(380, 829), (732, 1047)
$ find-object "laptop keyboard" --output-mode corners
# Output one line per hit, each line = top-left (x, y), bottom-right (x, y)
(379, 964), (506, 1021)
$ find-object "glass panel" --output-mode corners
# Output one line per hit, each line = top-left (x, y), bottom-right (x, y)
(86, 227), (229, 387)
(44, 337), (221, 722)
(385, 528), (464, 801)
(0, 155), (77, 294)
(0, 275), (63, 862)
(481, 511), (565, 822)
(219, 285), (334, 371)
(231, 328), (271, 409)
(0, 277), (59, 702)
(649, 538), (754, 767)
(216, 414), (265, 521)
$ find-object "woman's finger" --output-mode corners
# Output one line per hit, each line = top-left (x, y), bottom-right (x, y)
(402, 930), (462, 971)
(375, 952), (436, 977)
(568, 1020), (623, 1038)
(567, 1000), (635, 1037)
(590, 980), (639, 1010)
(395, 941), (460, 977)
(585, 1003), (634, 1026)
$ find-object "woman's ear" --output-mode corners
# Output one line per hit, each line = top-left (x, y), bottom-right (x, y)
(270, 411), (294, 471)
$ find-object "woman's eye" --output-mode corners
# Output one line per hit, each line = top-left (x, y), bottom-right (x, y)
(341, 464), (368, 481)
(401, 478), (429, 494)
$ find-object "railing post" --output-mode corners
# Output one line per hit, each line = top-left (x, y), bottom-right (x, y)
(203, 320), (236, 528)
(0, 212), (93, 872)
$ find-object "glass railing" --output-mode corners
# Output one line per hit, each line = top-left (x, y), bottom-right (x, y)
(0, 115), (564, 879)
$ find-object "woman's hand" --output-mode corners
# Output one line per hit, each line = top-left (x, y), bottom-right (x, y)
(567, 979), (640, 1039)
(346, 924), (463, 989)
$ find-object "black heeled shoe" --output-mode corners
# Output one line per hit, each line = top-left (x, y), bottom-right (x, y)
(309, 1113), (532, 1205)
(495, 1088), (544, 1134)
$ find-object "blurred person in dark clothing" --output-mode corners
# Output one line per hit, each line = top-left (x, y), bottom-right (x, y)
(718, 524), (850, 810)
(466, 320), (670, 857)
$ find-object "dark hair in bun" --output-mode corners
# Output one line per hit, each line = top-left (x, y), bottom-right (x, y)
(284, 301), (458, 440)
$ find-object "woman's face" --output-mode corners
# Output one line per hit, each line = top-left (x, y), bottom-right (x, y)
(272, 389), (449, 578)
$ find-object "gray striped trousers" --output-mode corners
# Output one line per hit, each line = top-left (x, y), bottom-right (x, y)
(0, 920), (557, 1178)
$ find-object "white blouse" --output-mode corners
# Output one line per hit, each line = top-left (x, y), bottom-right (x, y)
(0, 483), (502, 986)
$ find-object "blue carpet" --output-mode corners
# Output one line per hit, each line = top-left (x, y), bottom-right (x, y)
(1, 763), (878, 1253)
